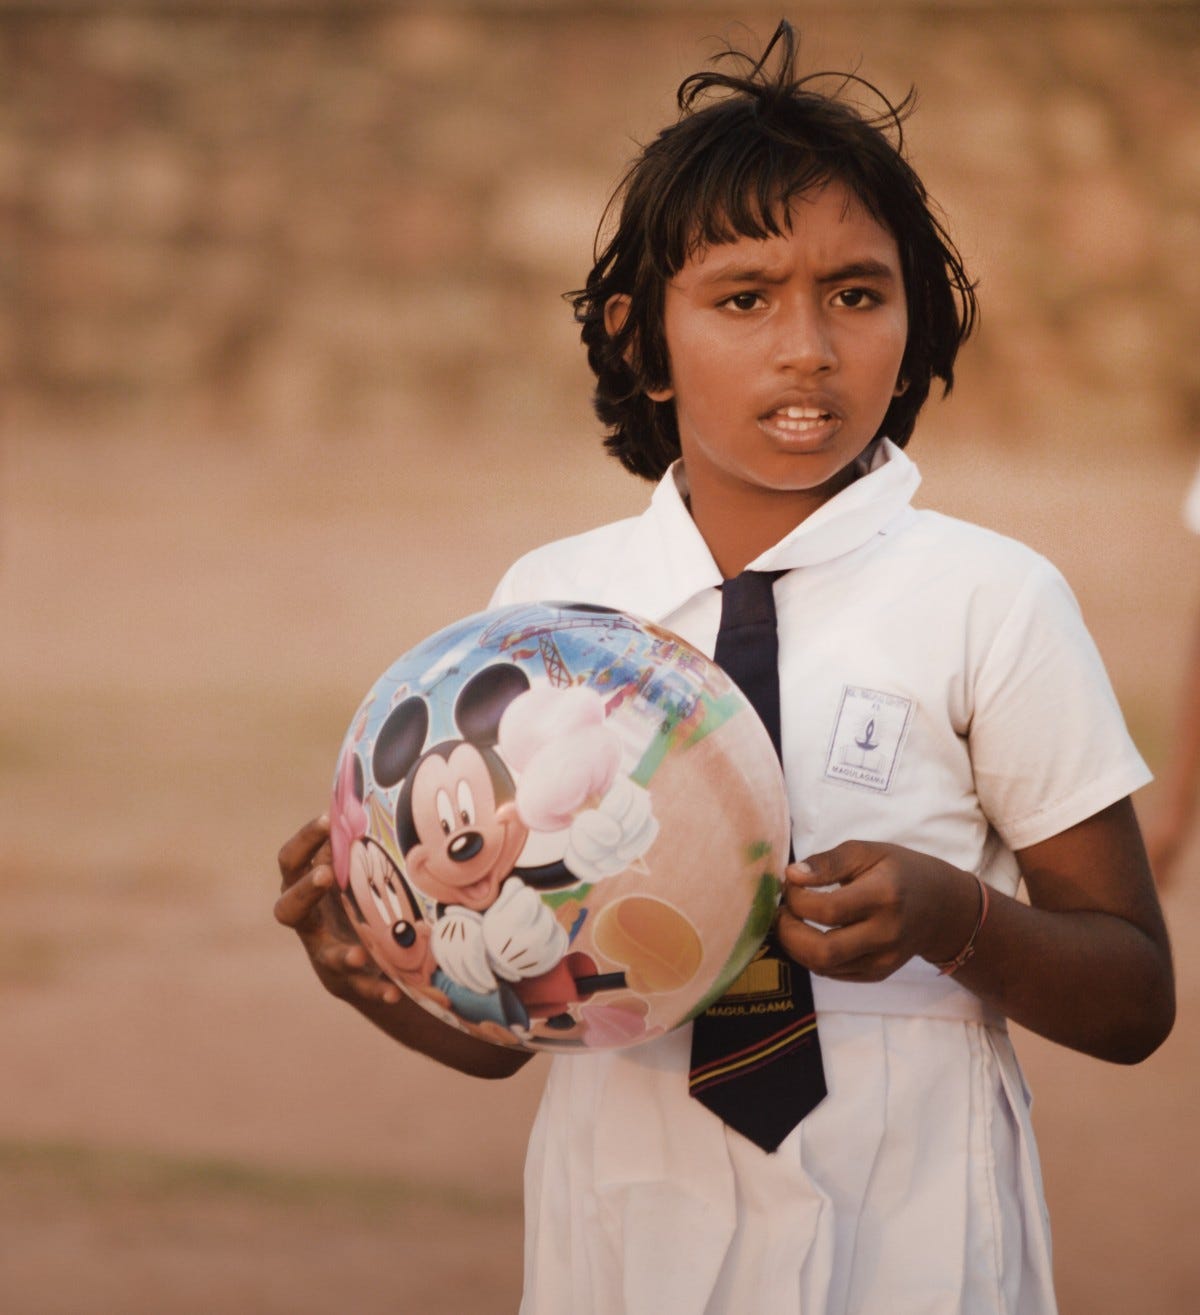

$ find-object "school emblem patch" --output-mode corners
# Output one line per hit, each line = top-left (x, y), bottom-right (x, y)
(823, 685), (913, 792)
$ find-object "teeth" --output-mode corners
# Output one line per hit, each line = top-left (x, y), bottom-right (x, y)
(768, 405), (832, 433)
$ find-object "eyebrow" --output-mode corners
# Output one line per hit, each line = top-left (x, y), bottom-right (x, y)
(695, 257), (898, 287)
(817, 259), (898, 285)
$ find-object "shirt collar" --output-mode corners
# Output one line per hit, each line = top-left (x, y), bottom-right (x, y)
(746, 437), (921, 571)
(617, 439), (921, 621)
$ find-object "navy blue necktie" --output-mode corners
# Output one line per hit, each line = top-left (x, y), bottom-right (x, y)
(688, 570), (827, 1152)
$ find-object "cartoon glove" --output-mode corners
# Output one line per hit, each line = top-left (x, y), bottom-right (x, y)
(430, 906), (497, 995)
(512, 725), (621, 832)
(565, 774), (659, 882)
(499, 685), (606, 772)
(482, 877), (569, 982)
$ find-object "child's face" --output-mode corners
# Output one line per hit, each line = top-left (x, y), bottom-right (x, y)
(649, 181), (908, 521)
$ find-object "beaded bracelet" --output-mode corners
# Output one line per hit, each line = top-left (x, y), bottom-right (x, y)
(934, 876), (990, 976)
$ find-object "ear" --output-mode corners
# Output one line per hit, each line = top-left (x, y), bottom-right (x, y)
(373, 696), (430, 789)
(605, 295), (674, 404)
(455, 664), (531, 746)
(603, 293), (632, 339)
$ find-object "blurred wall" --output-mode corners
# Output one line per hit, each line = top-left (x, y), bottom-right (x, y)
(3, 0), (1198, 448)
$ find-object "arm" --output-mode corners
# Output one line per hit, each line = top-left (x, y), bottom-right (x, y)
(1145, 605), (1200, 885)
(274, 816), (533, 1080)
(778, 797), (1175, 1064)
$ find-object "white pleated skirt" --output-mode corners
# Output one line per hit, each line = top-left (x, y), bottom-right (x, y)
(520, 981), (1057, 1315)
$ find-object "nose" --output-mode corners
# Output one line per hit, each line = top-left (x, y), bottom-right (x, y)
(448, 831), (484, 863)
(773, 299), (837, 375)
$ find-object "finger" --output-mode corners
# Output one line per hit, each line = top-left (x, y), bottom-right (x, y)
(277, 814), (331, 883)
(777, 909), (889, 974)
(774, 913), (831, 969)
(785, 859), (841, 887)
(341, 968), (404, 1007)
(371, 979), (404, 1007)
(783, 876), (878, 929)
(809, 959), (894, 983)
(787, 841), (881, 888)
(273, 864), (335, 929)
(315, 938), (370, 973)
(306, 930), (403, 1006)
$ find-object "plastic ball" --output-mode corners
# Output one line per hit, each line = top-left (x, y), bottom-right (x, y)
(329, 600), (789, 1054)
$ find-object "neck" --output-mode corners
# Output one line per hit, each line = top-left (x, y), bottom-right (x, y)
(684, 467), (859, 578)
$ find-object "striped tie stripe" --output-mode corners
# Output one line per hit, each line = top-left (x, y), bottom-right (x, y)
(688, 1014), (818, 1095)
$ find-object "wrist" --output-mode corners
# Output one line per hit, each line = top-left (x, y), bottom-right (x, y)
(927, 874), (989, 976)
(919, 862), (983, 965)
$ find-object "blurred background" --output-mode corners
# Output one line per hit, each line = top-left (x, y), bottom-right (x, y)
(1, 1), (1198, 1311)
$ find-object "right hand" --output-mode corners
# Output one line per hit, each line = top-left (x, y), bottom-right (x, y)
(274, 815), (402, 1006)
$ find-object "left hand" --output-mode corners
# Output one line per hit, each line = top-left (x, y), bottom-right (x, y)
(777, 841), (981, 982)
(274, 815), (403, 1007)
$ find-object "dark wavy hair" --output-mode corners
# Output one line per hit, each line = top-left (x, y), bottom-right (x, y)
(570, 20), (978, 481)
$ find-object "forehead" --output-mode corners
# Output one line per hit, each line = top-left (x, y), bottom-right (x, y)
(411, 744), (491, 796)
(679, 182), (899, 281)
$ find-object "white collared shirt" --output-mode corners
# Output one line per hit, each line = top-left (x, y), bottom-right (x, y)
(491, 440), (1148, 1315)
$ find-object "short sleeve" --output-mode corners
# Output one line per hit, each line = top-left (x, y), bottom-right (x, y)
(968, 558), (1151, 851)
(487, 550), (556, 609)
(488, 565), (520, 609)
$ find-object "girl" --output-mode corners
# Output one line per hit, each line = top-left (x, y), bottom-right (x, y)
(276, 22), (1173, 1313)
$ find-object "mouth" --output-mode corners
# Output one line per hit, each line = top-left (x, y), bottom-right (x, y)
(759, 404), (839, 445)
(453, 871), (498, 906)
(460, 873), (494, 897)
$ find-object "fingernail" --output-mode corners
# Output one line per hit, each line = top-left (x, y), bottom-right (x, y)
(312, 865), (332, 888)
(317, 813), (330, 828)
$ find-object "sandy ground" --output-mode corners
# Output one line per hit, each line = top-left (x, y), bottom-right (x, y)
(2, 420), (1198, 1314)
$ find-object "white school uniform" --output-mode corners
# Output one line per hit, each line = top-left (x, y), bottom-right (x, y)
(489, 440), (1150, 1315)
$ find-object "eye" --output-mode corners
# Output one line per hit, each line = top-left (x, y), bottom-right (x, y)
(392, 920), (417, 949)
(721, 291), (764, 312)
(384, 874), (406, 917)
(832, 287), (879, 309)
(436, 789), (455, 835)
(456, 781), (475, 826)
(367, 879), (391, 923)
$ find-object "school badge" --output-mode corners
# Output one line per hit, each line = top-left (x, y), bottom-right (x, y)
(824, 685), (913, 793)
